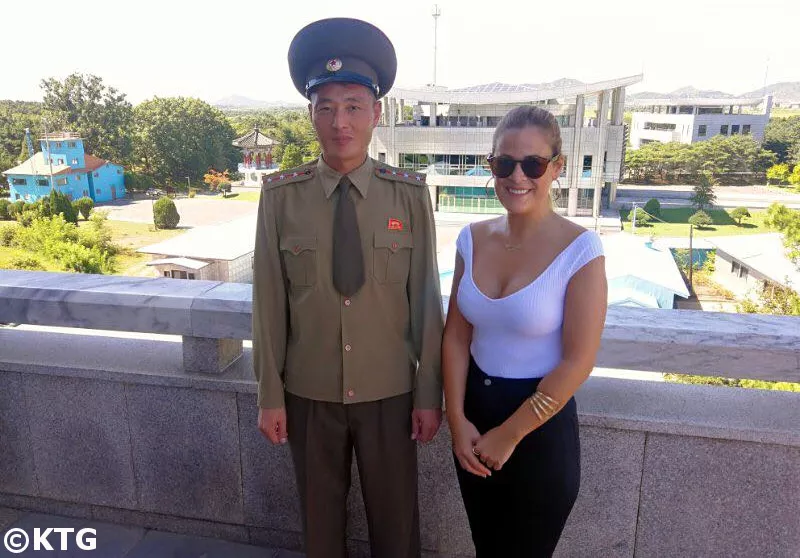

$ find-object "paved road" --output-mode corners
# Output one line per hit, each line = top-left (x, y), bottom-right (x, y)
(616, 184), (800, 210)
(96, 194), (257, 227)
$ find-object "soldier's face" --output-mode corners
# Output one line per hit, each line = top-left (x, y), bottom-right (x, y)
(309, 83), (382, 168)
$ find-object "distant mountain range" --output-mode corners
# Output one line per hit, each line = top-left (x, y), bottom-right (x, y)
(215, 80), (800, 110)
(213, 95), (303, 109)
(628, 82), (800, 102)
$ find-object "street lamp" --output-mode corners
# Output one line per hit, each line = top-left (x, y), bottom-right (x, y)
(186, 176), (191, 193)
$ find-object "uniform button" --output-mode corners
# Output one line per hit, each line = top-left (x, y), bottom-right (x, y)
(484, 378), (492, 386)
(345, 344), (352, 352)
(391, 242), (399, 250)
(347, 389), (355, 398)
(344, 298), (351, 307)
(293, 245), (301, 254)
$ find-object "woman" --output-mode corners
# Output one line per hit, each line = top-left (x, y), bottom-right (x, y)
(442, 106), (608, 557)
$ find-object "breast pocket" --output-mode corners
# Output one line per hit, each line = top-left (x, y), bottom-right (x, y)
(280, 236), (317, 288)
(373, 231), (413, 284)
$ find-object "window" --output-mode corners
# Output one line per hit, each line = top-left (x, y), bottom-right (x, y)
(163, 271), (170, 277)
(698, 125), (707, 136)
(12, 178), (26, 185)
(58, 159), (64, 165)
(83, 190), (88, 197)
(560, 156), (567, 178)
(731, 261), (740, 274)
(117, 169), (122, 174)
(698, 107), (724, 115)
(56, 178), (68, 186)
(582, 155), (593, 178)
(743, 124), (751, 134)
(170, 270), (188, 279)
(731, 124), (740, 134)
(71, 158), (78, 165)
(56, 142), (62, 148)
(96, 189), (101, 194)
(94, 172), (99, 177)
(188, 273), (196, 280)
(76, 174), (81, 180)
(644, 122), (677, 131)
(15, 194), (20, 200)
(678, 106), (694, 114)
(37, 179), (48, 186)
(740, 267), (749, 279)
(720, 125), (729, 135)
(68, 142), (76, 148)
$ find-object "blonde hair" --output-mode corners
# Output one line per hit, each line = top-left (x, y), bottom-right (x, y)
(491, 106), (563, 208)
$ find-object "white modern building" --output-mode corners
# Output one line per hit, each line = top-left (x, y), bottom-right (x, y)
(137, 216), (256, 282)
(369, 75), (643, 217)
(630, 96), (772, 149)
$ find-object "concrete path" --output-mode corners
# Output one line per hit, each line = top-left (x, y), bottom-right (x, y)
(95, 195), (257, 228)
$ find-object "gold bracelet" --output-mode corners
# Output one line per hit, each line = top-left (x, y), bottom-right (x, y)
(527, 390), (561, 422)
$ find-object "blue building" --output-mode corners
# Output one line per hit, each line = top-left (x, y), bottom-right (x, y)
(2, 132), (125, 203)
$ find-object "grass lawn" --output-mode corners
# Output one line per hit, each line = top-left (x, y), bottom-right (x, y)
(221, 191), (261, 202)
(619, 207), (772, 237)
(1, 219), (185, 277)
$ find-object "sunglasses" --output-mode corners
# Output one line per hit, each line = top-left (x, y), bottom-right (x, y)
(487, 153), (560, 179)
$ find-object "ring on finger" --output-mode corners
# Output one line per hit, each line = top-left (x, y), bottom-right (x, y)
(472, 447), (480, 456)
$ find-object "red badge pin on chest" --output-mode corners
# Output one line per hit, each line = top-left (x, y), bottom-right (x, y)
(387, 218), (403, 231)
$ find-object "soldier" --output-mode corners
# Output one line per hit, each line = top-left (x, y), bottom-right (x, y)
(252, 18), (444, 558)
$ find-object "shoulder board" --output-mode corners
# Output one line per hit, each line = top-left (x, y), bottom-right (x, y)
(262, 164), (316, 190)
(374, 165), (427, 186)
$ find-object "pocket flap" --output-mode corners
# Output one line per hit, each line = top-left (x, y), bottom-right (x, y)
(280, 236), (317, 255)
(374, 231), (414, 253)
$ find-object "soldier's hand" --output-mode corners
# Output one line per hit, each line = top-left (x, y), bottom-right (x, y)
(258, 407), (288, 445)
(411, 408), (442, 443)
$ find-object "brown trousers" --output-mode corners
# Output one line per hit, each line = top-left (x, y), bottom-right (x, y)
(286, 391), (420, 558)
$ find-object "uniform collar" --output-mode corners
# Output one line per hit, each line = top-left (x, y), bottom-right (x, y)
(318, 156), (374, 199)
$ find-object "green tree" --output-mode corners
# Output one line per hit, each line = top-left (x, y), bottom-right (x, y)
(739, 284), (800, 316)
(766, 163), (791, 185)
(764, 203), (800, 263)
(643, 198), (661, 217)
(789, 165), (800, 188)
(280, 144), (304, 170)
(133, 97), (239, 184)
(764, 116), (800, 164)
(73, 196), (94, 220)
(48, 189), (79, 224)
(690, 171), (718, 210)
(153, 196), (180, 229)
(0, 100), (43, 186)
(688, 210), (713, 229)
(730, 207), (751, 225)
(41, 73), (133, 164)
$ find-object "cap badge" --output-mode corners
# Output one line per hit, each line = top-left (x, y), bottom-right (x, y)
(326, 58), (343, 72)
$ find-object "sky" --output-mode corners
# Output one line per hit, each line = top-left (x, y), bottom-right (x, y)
(2, 0), (798, 105)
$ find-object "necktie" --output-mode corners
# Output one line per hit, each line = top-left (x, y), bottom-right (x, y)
(332, 177), (365, 296)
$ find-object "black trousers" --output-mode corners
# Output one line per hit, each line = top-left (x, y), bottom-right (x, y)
(286, 391), (420, 558)
(455, 358), (581, 558)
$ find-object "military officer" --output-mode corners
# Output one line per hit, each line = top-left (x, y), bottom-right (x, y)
(252, 17), (444, 558)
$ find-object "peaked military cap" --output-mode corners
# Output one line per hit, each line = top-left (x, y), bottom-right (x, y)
(288, 18), (397, 99)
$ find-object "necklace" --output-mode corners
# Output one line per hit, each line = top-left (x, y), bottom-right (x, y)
(504, 242), (523, 251)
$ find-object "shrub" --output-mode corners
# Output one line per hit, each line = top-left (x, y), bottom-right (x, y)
(58, 243), (109, 274)
(730, 207), (751, 225)
(631, 206), (651, 226)
(124, 171), (156, 193)
(16, 210), (41, 227)
(77, 211), (115, 254)
(12, 214), (79, 253)
(0, 224), (16, 246)
(9, 200), (25, 218)
(9, 256), (45, 271)
(688, 210), (713, 229)
(153, 196), (180, 229)
(48, 190), (78, 224)
(643, 198), (661, 217)
(73, 197), (94, 220)
(0, 199), (10, 220)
